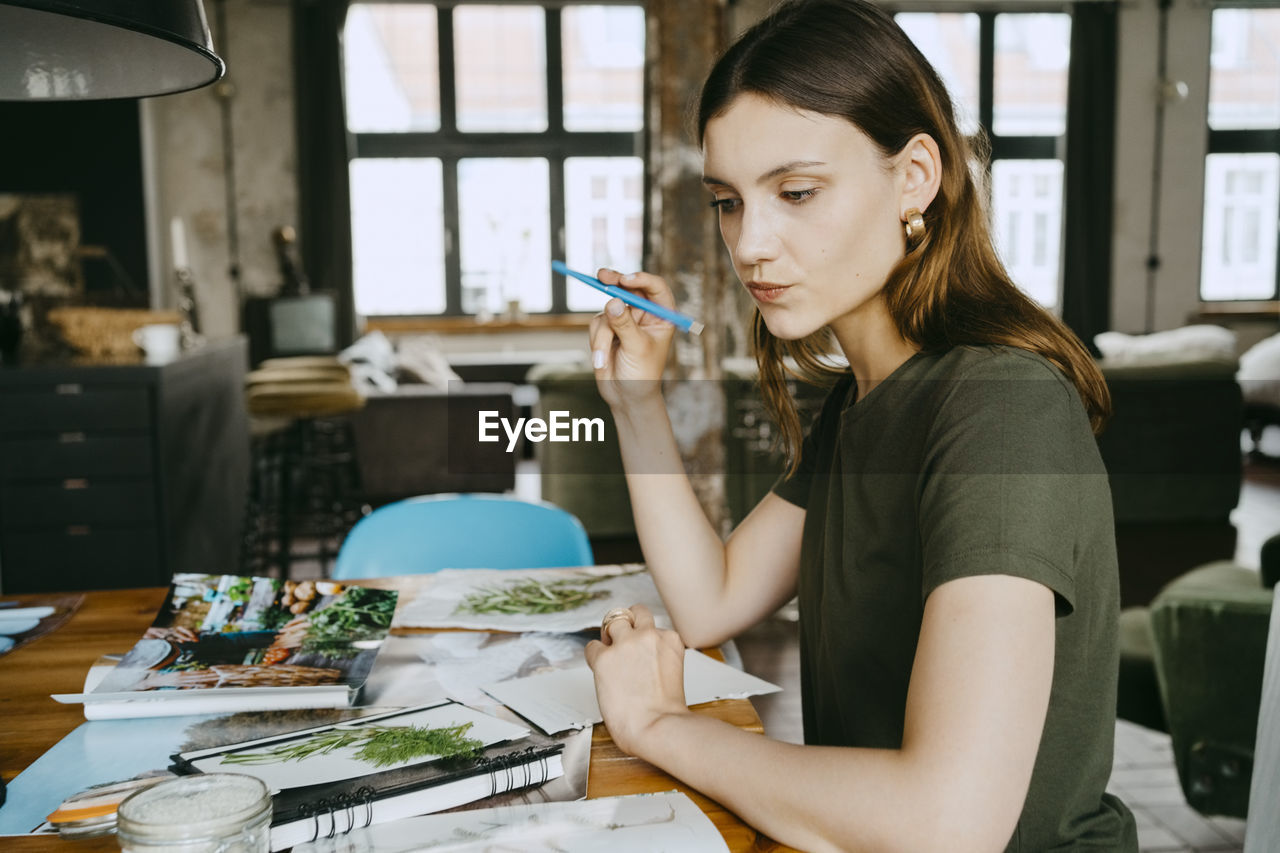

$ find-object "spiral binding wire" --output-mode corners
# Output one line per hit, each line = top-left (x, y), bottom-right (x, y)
(479, 747), (550, 800)
(292, 753), (552, 843)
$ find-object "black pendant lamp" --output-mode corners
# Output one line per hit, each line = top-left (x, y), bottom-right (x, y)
(0, 1), (225, 100)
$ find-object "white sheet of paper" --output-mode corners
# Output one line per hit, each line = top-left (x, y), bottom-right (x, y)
(291, 790), (729, 853)
(394, 564), (670, 632)
(481, 649), (782, 735)
(186, 703), (529, 793)
(363, 632), (591, 710)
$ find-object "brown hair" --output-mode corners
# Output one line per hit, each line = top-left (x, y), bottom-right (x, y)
(697, 0), (1110, 472)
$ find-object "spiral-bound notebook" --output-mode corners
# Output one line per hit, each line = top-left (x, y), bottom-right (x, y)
(170, 702), (565, 851)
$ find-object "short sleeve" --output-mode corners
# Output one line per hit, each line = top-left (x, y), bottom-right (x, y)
(917, 353), (1103, 615)
(770, 377), (851, 509)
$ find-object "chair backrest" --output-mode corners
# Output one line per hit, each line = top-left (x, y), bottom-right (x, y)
(332, 493), (594, 579)
(1150, 568), (1273, 818)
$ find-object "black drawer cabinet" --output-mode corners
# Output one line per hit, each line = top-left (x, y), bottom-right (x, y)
(3, 527), (162, 592)
(0, 435), (153, 479)
(0, 338), (250, 593)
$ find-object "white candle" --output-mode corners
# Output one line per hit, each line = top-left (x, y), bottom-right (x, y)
(170, 217), (188, 270)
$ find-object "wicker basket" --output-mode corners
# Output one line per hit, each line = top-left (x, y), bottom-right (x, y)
(46, 306), (183, 358)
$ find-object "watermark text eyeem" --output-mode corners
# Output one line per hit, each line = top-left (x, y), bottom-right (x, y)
(478, 410), (605, 453)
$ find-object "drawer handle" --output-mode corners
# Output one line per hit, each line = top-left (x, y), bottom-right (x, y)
(55, 383), (83, 395)
(59, 432), (87, 444)
(63, 478), (89, 490)
(66, 525), (91, 536)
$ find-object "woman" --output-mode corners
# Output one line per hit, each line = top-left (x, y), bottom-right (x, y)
(583, 1), (1137, 850)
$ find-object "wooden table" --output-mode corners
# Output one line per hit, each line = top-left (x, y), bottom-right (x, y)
(0, 584), (794, 851)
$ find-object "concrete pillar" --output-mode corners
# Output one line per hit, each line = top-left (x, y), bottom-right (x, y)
(645, 0), (731, 533)
(144, 0), (298, 338)
(1110, 0), (1212, 334)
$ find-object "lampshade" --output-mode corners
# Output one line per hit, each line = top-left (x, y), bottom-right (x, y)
(0, 1), (225, 100)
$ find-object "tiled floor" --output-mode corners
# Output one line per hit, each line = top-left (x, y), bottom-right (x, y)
(1109, 720), (1247, 852)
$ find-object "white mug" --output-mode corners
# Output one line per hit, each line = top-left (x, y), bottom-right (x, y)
(132, 323), (182, 364)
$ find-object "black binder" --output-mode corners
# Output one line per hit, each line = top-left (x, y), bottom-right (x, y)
(170, 703), (565, 851)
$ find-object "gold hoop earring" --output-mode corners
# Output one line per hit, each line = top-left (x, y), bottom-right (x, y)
(903, 208), (925, 245)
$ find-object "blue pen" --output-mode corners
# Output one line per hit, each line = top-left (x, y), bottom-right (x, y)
(552, 260), (704, 336)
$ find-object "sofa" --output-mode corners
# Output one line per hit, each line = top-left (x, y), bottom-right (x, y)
(525, 360), (828, 543)
(347, 382), (518, 507)
(525, 362), (634, 539)
(1239, 330), (1280, 460)
(528, 354), (1245, 608)
(1094, 358), (1244, 608)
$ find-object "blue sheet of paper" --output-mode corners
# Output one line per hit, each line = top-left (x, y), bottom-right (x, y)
(0, 714), (216, 835)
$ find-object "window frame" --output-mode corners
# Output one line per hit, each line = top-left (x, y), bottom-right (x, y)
(345, 0), (645, 318)
(889, 5), (1070, 306)
(877, 2), (1074, 160)
(882, 1), (1118, 346)
(1201, 3), (1280, 303)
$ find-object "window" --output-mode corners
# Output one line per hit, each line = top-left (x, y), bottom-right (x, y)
(1201, 7), (1280, 302)
(343, 3), (645, 319)
(895, 10), (1071, 309)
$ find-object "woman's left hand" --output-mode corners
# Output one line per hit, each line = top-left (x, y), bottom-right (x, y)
(584, 603), (690, 756)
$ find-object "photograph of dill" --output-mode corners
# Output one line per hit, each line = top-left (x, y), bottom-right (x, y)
(220, 721), (483, 768)
(90, 574), (398, 696)
(396, 564), (671, 633)
(165, 702), (569, 851)
(177, 703), (535, 791)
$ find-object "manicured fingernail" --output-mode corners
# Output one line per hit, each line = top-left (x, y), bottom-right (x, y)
(592, 350), (606, 369)
(622, 272), (637, 282)
(607, 299), (625, 317)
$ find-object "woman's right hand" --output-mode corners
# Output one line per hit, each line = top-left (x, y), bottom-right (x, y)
(588, 268), (677, 411)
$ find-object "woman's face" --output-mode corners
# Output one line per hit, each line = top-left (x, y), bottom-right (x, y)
(702, 93), (908, 342)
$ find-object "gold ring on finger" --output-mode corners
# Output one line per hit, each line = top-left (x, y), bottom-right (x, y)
(600, 607), (636, 634)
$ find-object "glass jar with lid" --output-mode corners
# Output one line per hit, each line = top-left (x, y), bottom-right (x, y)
(116, 773), (272, 853)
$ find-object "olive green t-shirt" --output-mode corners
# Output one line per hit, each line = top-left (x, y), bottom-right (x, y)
(772, 345), (1137, 851)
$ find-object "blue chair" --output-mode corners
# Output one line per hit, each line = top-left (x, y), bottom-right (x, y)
(332, 493), (594, 579)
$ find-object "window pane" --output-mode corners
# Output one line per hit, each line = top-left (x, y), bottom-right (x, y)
(350, 159), (446, 316)
(562, 6), (644, 131)
(458, 158), (551, 314)
(1200, 153), (1279, 300)
(344, 4), (440, 133)
(1209, 9), (1280, 130)
(993, 14), (1070, 137)
(991, 159), (1063, 308)
(895, 13), (980, 137)
(564, 157), (644, 311)
(455, 6), (546, 132)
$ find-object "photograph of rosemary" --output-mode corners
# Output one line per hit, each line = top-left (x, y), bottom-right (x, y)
(456, 576), (612, 616)
(220, 722), (484, 769)
(398, 564), (664, 631)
